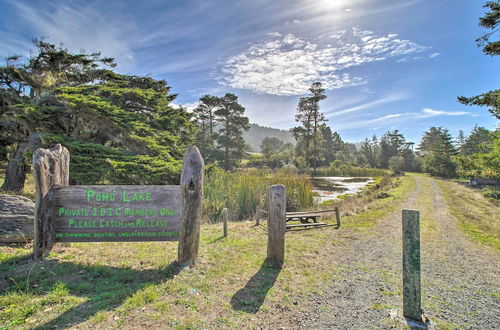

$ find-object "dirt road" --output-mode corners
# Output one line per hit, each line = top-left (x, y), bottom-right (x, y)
(275, 174), (500, 329)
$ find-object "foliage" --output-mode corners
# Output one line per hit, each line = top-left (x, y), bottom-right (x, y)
(419, 127), (457, 178)
(482, 187), (500, 200)
(379, 130), (416, 171)
(421, 153), (457, 178)
(313, 163), (389, 177)
(458, 90), (500, 119)
(476, 1), (500, 56)
(458, 1), (500, 118)
(41, 134), (182, 184)
(203, 167), (314, 222)
(460, 126), (492, 155)
(260, 137), (285, 155)
(319, 125), (344, 166)
(359, 135), (379, 168)
(1, 40), (194, 187)
(292, 82), (327, 172)
(388, 156), (405, 174)
(213, 93), (249, 170)
(193, 95), (220, 162)
(454, 130), (500, 179)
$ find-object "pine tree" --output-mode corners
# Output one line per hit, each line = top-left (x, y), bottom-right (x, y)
(419, 127), (457, 177)
(461, 126), (492, 155)
(458, 1), (500, 119)
(1, 40), (195, 189)
(214, 93), (249, 170)
(292, 82), (327, 172)
(193, 95), (220, 162)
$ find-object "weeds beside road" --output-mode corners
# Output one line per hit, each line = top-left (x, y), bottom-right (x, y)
(1, 174), (498, 329)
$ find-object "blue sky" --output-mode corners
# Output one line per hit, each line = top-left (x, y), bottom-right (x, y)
(0, 0), (498, 142)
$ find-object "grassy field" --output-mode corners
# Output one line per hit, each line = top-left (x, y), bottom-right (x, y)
(434, 178), (500, 250)
(0, 176), (415, 329)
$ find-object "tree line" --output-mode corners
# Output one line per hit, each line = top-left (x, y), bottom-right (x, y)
(0, 2), (497, 191)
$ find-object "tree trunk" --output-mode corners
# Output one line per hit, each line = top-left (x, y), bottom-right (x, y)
(224, 117), (230, 170)
(1, 143), (28, 191)
(2, 133), (44, 192)
(0, 195), (35, 243)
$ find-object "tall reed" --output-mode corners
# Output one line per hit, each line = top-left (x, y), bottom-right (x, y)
(204, 168), (314, 222)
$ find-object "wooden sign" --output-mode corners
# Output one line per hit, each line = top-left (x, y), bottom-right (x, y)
(51, 185), (180, 242)
(32, 144), (204, 265)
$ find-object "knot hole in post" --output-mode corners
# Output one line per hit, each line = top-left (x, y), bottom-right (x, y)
(188, 179), (195, 190)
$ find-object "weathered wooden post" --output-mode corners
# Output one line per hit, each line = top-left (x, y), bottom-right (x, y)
(267, 184), (286, 267)
(222, 207), (228, 238)
(33, 144), (70, 260)
(402, 209), (422, 321)
(178, 146), (204, 267)
(255, 208), (261, 226)
(335, 206), (340, 228)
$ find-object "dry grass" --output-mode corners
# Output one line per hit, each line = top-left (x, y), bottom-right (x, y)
(0, 176), (416, 329)
(0, 169), (36, 201)
(434, 178), (500, 250)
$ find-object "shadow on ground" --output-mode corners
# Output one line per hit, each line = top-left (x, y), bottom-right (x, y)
(230, 260), (281, 313)
(0, 253), (180, 329)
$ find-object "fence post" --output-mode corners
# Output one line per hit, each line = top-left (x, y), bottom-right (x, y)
(335, 206), (340, 228)
(32, 144), (70, 260)
(255, 208), (261, 226)
(267, 184), (286, 267)
(222, 207), (228, 237)
(178, 146), (204, 267)
(402, 209), (422, 321)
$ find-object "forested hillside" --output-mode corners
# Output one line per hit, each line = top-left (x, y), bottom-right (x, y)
(242, 123), (295, 152)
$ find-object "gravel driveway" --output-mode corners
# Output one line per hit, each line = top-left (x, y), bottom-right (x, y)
(269, 174), (500, 329)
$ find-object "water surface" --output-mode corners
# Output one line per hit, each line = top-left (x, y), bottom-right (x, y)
(312, 176), (374, 203)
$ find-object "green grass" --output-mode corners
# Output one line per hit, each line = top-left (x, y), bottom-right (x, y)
(370, 303), (395, 310)
(434, 178), (500, 250)
(0, 172), (416, 329)
(341, 175), (416, 230)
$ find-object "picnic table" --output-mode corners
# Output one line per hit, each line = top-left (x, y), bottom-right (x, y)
(286, 211), (322, 223)
(256, 208), (340, 231)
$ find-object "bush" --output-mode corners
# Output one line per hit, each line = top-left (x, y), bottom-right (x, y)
(481, 187), (500, 200)
(422, 154), (456, 178)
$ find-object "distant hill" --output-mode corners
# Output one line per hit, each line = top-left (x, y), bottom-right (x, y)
(243, 123), (295, 152)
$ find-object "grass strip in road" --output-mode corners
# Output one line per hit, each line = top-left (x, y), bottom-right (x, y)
(341, 174), (416, 230)
(434, 178), (500, 250)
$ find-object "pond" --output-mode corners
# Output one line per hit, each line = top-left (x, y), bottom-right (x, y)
(312, 176), (375, 203)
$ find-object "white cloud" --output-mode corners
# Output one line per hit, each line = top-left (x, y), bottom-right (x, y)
(172, 101), (199, 112)
(268, 32), (283, 37)
(293, 19), (302, 24)
(220, 27), (428, 95)
(332, 106), (472, 131)
(335, 112), (408, 130)
(418, 108), (469, 118)
(429, 52), (441, 58)
(396, 56), (422, 63)
(326, 93), (409, 117)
